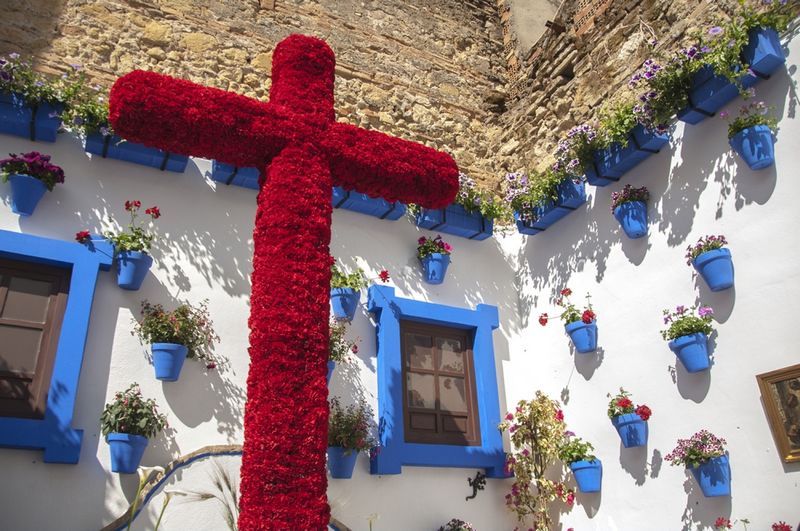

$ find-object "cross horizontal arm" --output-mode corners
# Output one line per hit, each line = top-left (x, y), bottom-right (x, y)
(322, 122), (459, 209)
(109, 70), (323, 169)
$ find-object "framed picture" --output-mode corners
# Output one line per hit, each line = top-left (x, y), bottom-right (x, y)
(756, 363), (800, 463)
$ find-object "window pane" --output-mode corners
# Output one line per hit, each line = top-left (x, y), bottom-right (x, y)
(442, 415), (468, 434)
(437, 337), (464, 373)
(439, 376), (467, 413)
(0, 325), (43, 373)
(407, 372), (436, 409)
(406, 333), (433, 370)
(2, 277), (52, 323)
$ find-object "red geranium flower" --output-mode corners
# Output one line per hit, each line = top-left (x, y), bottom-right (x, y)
(772, 523), (792, 531)
(555, 409), (564, 422)
(378, 269), (390, 282)
(581, 309), (596, 324)
(125, 199), (142, 211)
(616, 397), (633, 409)
(206, 361), (216, 370)
(714, 517), (732, 529)
(560, 288), (572, 297)
(538, 313), (548, 326)
(351, 344), (359, 354)
(145, 205), (161, 219)
(635, 404), (652, 421)
(566, 491), (575, 507)
(75, 230), (91, 244)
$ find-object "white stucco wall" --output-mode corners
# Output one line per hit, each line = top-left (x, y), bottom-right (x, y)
(0, 32), (798, 531)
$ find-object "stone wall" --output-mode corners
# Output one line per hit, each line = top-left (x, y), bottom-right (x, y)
(0, 0), (510, 186)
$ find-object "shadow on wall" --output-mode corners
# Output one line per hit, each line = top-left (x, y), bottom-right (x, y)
(680, 472), (732, 531)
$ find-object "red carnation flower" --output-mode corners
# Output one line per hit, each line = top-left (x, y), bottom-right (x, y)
(351, 344), (359, 354)
(538, 313), (548, 326)
(555, 409), (564, 422)
(560, 288), (572, 297)
(75, 230), (91, 244)
(635, 404), (652, 421)
(617, 397), (633, 409)
(378, 269), (390, 282)
(714, 517), (732, 529)
(417, 237), (427, 245)
(145, 205), (161, 219)
(581, 309), (596, 324)
(206, 361), (216, 370)
(566, 491), (575, 507)
(125, 199), (141, 212)
(772, 523), (792, 531)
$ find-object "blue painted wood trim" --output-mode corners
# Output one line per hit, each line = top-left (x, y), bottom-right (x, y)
(0, 230), (112, 463)
(367, 285), (507, 477)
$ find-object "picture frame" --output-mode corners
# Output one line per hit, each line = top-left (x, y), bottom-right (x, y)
(756, 363), (800, 463)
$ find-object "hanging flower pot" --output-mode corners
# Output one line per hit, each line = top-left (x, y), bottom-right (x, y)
(417, 235), (452, 285)
(689, 455), (731, 497)
(331, 186), (405, 220)
(85, 133), (189, 173)
(669, 332), (710, 373)
(611, 185), (650, 239)
(742, 27), (785, 79)
(729, 125), (775, 170)
(512, 179), (586, 234)
(101, 384), (166, 474)
(1, 152), (65, 216)
(611, 413), (649, 448)
(0, 91), (62, 143)
(7, 173), (48, 216)
(565, 319), (598, 353)
(151, 343), (189, 382)
(330, 288), (360, 320)
(107, 433), (149, 474)
(116, 250), (153, 291)
(327, 360), (336, 385)
(327, 446), (358, 479)
(693, 248), (734, 291)
(570, 459), (602, 493)
(589, 125), (669, 186)
(415, 203), (493, 241)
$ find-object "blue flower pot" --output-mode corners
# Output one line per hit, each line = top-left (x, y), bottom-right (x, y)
(210, 160), (261, 190)
(327, 446), (359, 479)
(152, 343), (188, 381)
(331, 186), (405, 220)
(631, 124), (670, 153)
(107, 433), (149, 474)
(742, 27), (784, 78)
(7, 173), (48, 216)
(689, 455), (731, 497)
(570, 459), (602, 493)
(85, 133), (189, 172)
(611, 413), (648, 448)
(0, 92), (62, 142)
(668, 332), (710, 373)
(514, 180), (586, 234)
(693, 248), (734, 292)
(330, 288), (360, 321)
(415, 203), (493, 241)
(116, 250), (153, 291)
(730, 125), (775, 171)
(565, 319), (597, 353)
(613, 201), (648, 239)
(420, 253), (450, 285)
(327, 360), (335, 385)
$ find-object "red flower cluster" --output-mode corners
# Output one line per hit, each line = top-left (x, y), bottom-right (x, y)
(75, 230), (91, 243)
(538, 313), (548, 326)
(772, 523), (792, 531)
(109, 34), (461, 529)
(581, 309), (596, 324)
(714, 517), (732, 529)
(635, 405), (652, 421)
(560, 288), (572, 297)
(145, 206), (161, 219)
(616, 397), (633, 410)
(555, 409), (564, 422)
(378, 269), (390, 282)
(124, 199), (141, 211)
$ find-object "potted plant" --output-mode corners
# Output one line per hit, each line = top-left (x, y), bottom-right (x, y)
(328, 319), (357, 385)
(133, 300), (219, 382)
(438, 519), (477, 531)
(661, 305), (715, 372)
(417, 235), (452, 284)
(539, 288), (597, 353)
(559, 433), (602, 493)
(100, 383), (168, 474)
(610, 184), (649, 239)
(665, 429), (730, 497)
(327, 396), (375, 479)
(77, 200), (161, 290)
(415, 172), (508, 240)
(332, 186), (406, 220)
(499, 392), (575, 530)
(552, 123), (607, 186)
(0, 53), (70, 142)
(607, 388), (652, 448)
(686, 234), (734, 291)
(330, 263), (368, 321)
(505, 171), (586, 236)
(723, 100), (778, 170)
(0, 151), (64, 216)
(210, 160), (260, 190)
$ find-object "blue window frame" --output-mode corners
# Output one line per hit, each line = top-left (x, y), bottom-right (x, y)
(367, 285), (507, 477)
(0, 230), (112, 463)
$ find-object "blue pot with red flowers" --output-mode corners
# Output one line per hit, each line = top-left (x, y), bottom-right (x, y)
(729, 124), (775, 171)
(151, 343), (188, 382)
(565, 319), (597, 353)
(116, 251), (153, 291)
(417, 235), (452, 285)
(327, 447), (358, 479)
(107, 433), (149, 474)
(0, 152), (64, 216)
(570, 459), (602, 493)
(690, 455), (731, 497)
(607, 389), (652, 448)
(102, 383), (166, 474)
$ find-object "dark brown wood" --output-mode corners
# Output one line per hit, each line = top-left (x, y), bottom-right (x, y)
(400, 320), (480, 446)
(756, 363), (800, 463)
(0, 258), (70, 419)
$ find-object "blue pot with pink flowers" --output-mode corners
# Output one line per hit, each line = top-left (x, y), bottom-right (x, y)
(693, 248), (734, 292)
(327, 447), (359, 479)
(107, 433), (149, 474)
(420, 253), (450, 285)
(730, 125), (775, 170)
(669, 332), (710, 373)
(690, 455), (731, 497)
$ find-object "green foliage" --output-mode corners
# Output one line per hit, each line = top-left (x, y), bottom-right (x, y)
(329, 320), (356, 362)
(417, 234), (452, 259)
(598, 100), (639, 147)
(133, 300), (219, 361)
(607, 388), (635, 418)
(505, 170), (568, 223)
(60, 75), (111, 137)
(456, 172), (511, 223)
(725, 100), (778, 138)
(330, 263), (368, 290)
(558, 435), (596, 465)
(499, 392), (572, 530)
(100, 383), (167, 438)
(661, 305), (714, 341)
(552, 123), (603, 179)
(104, 201), (161, 254)
(0, 53), (74, 107)
(328, 396), (375, 453)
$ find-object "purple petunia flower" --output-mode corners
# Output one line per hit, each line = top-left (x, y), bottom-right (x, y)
(708, 26), (723, 37)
